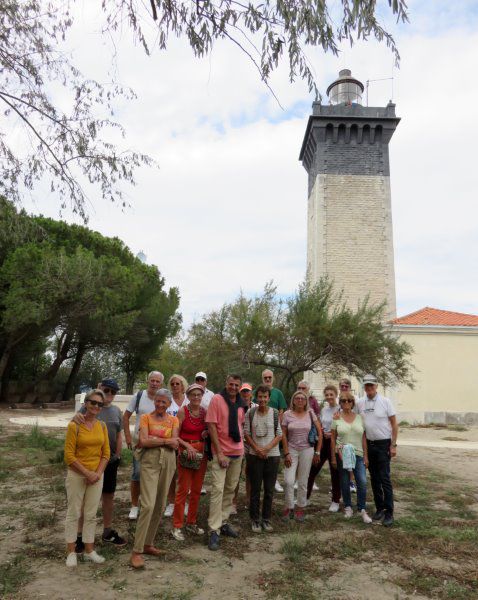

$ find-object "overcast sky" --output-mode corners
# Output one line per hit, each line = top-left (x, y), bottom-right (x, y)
(23, 0), (478, 326)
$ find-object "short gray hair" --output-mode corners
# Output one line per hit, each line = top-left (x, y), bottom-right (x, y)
(148, 371), (164, 383)
(154, 388), (171, 402)
(298, 380), (310, 391)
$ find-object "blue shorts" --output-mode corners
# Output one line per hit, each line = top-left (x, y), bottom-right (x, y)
(131, 457), (141, 482)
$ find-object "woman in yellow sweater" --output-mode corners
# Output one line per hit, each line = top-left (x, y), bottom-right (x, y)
(64, 389), (110, 567)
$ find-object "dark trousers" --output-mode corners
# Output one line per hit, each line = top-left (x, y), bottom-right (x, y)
(307, 437), (341, 502)
(367, 439), (394, 514)
(246, 454), (280, 522)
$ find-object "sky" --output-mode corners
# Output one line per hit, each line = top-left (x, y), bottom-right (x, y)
(22, 0), (478, 327)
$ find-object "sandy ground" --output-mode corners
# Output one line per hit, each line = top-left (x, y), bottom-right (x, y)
(1, 408), (478, 600)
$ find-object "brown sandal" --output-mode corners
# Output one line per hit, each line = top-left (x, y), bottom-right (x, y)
(130, 552), (145, 569)
(143, 545), (166, 557)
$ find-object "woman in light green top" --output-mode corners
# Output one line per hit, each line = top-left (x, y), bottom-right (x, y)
(331, 392), (372, 524)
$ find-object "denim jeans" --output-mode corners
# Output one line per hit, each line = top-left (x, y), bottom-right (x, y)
(337, 454), (367, 511)
(367, 439), (394, 514)
(246, 454), (280, 522)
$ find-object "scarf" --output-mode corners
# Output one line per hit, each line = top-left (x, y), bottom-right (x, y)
(221, 388), (245, 443)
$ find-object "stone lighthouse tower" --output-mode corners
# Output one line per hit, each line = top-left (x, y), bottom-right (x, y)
(299, 69), (399, 319)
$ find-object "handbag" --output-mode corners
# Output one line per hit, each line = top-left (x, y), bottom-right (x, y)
(178, 449), (203, 470)
(308, 411), (319, 447)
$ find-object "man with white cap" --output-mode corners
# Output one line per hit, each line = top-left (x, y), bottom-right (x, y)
(356, 374), (398, 527)
(196, 371), (215, 410)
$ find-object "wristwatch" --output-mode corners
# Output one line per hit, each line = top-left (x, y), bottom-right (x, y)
(392, 443), (397, 447)
(314, 451), (320, 456)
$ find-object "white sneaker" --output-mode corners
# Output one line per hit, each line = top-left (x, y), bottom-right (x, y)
(360, 509), (372, 524)
(128, 506), (139, 520)
(184, 503), (189, 516)
(344, 506), (353, 519)
(171, 528), (185, 541)
(84, 550), (105, 564)
(275, 481), (284, 493)
(328, 502), (340, 513)
(164, 503), (174, 517)
(66, 552), (77, 567)
(293, 482), (298, 490)
(200, 486), (207, 495)
(312, 483), (319, 491)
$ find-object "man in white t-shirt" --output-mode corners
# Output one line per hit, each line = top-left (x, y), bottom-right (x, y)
(356, 374), (398, 527)
(123, 371), (164, 520)
(196, 371), (215, 410)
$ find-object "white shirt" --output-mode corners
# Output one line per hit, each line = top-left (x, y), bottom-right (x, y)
(126, 391), (155, 438)
(168, 395), (189, 416)
(200, 388), (215, 410)
(356, 393), (396, 441)
(320, 404), (340, 433)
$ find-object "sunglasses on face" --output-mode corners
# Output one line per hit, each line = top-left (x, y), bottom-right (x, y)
(102, 387), (117, 395)
(263, 376), (273, 381)
(171, 382), (182, 386)
(195, 377), (206, 382)
(88, 400), (104, 408)
(340, 399), (353, 404)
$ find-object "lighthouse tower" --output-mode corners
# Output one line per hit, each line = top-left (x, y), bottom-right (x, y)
(299, 69), (399, 319)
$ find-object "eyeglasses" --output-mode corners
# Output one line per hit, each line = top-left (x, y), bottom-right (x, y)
(340, 399), (353, 404)
(297, 386), (307, 390)
(171, 382), (182, 386)
(88, 400), (104, 408)
(102, 387), (117, 395)
(263, 376), (273, 381)
(195, 377), (206, 381)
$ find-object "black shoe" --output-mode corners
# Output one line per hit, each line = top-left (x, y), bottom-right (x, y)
(75, 537), (85, 553)
(208, 531), (220, 551)
(102, 529), (127, 547)
(382, 513), (394, 527)
(372, 509), (385, 523)
(220, 523), (239, 538)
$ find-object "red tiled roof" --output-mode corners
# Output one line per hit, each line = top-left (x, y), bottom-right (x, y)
(392, 307), (478, 327)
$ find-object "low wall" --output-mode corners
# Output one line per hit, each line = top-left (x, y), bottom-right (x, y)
(74, 393), (133, 413)
(397, 411), (478, 426)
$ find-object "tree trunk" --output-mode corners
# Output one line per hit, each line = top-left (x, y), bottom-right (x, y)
(0, 352), (14, 402)
(41, 331), (74, 382)
(125, 370), (135, 394)
(62, 340), (86, 402)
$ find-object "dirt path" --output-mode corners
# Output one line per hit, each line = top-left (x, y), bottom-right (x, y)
(1, 409), (477, 600)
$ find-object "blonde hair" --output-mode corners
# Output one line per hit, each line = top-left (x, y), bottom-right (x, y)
(84, 389), (105, 403)
(339, 391), (355, 408)
(290, 391), (309, 412)
(168, 374), (188, 393)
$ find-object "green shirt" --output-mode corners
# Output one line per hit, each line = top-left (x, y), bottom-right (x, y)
(331, 415), (365, 457)
(253, 387), (287, 411)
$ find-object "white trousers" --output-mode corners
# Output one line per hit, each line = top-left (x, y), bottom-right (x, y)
(65, 469), (103, 544)
(284, 446), (314, 509)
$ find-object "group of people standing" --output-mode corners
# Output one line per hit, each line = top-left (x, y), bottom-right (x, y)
(63, 369), (398, 568)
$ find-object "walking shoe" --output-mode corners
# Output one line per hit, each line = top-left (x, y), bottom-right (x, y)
(282, 508), (294, 521)
(328, 502), (340, 513)
(66, 552), (77, 567)
(230, 504), (238, 515)
(84, 550), (105, 564)
(293, 482), (298, 490)
(102, 529), (127, 547)
(344, 506), (353, 519)
(262, 520), (274, 532)
(350, 481), (357, 493)
(360, 509), (372, 524)
(251, 521), (262, 533)
(163, 503), (174, 517)
(128, 506), (139, 520)
(184, 503), (189, 516)
(372, 509), (385, 523)
(295, 509), (305, 522)
(200, 486), (207, 495)
(220, 523), (239, 538)
(208, 531), (220, 551)
(143, 545), (166, 556)
(171, 528), (185, 541)
(383, 513), (394, 527)
(185, 524), (204, 536)
(312, 482), (319, 491)
(275, 481), (284, 493)
(130, 552), (145, 569)
(75, 536), (85, 553)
